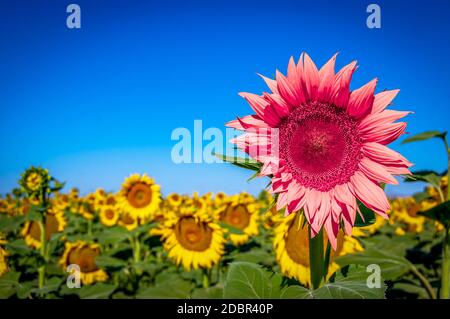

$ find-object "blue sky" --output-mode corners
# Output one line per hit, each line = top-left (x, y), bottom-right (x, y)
(0, 0), (449, 196)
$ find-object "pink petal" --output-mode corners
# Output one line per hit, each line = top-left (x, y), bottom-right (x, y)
(226, 115), (268, 130)
(349, 171), (390, 217)
(371, 89), (400, 114)
(358, 157), (399, 185)
(324, 215), (339, 250)
(276, 70), (302, 107)
(362, 122), (407, 145)
(362, 142), (412, 167)
(257, 73), (279, 94)
(331, 61), (357, 108)
(318, 53), (337, 102)
(359, 110), (411, 132)
(302, 53), (320, 101)
(348, 78), (377, 119)
(239, 92), (268, 118)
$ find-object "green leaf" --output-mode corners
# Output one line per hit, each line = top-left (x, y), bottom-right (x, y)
(354, 200), (376, 227)
(0, 215), (26, 232)
(16, 281), (34, 299)
(404, 171), (442, 189)
(191, 286), (224, 299)
(213, 153), (262, 172)
(223, 262), (281, 298)
(95, 256), (127, 269)
(31, 277), (62, 295)
(280, 286), (312, 299)
(96, 227), (130, 245)
(336, 245), (414, 280)
(312, 268), (386, 299)
(402, 131), (446, 144)
(77, 283), (116, 299)
(419, 200), (450, 227)
(219, 222), (245, 235)
(231, 249), (275, 266)
(0, 272), (20, 299)
(136, 278), (193, 299)
(5, 239), (31, 255)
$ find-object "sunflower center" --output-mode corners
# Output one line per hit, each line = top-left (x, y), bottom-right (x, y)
(105, 209), (115, 219)
(175, 217), (213, 252)
(127, 183), (152, 208)
(221, 204), (250, 230)
(280, 102), (362, 192)
(68, 246), (99, 273)
(26, 173), (42, 191)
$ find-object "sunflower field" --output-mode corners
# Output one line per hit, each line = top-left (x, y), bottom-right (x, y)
(0, 136), (448, 299)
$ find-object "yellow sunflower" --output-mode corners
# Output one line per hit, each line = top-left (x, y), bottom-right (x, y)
(390, 197), (426, 233)
(118, 211), (139, 231)
(0, 235), (8, 277)
(274, 213), (363, 287)
(99, 206), (119, 227)
(166, 193), (183, 208)
(156, 209), (225, 271)
(19, 166), (51, 197)
(118, 174), (161, 219)
(216, 193), (259, 246)
(22, 209), (67, 249)
(60, 241), (108, 285)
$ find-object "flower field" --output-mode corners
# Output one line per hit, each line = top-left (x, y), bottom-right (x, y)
(0, 166), (448, 299)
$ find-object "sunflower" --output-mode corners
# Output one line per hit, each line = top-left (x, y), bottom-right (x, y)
(118, 174), (161, 219)
(19, 166), (51, 197)
(60, 241), (108, 285)
(0, 235), (8, 277)
(274, 213), (363, 286)
(166, 193), (183, 208)
(99, 206), (119, 227)
(226, 53), (411, 248)
(22, 208), (67, 249)
(118, 211), (139, 231)
(390, 197), (426, 233)
(156, 209), (225, 271)
(216, 193), (260, 246)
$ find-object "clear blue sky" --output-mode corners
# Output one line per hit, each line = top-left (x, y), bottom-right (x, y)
(0, 0), (449, 196)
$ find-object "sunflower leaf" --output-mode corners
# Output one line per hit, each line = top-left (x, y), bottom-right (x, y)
(213, 152), (262, 172)
(76, 283), (116, 299)
(354, 200), (376, 227)
(418, 200), (450, 228)
(402, 130), (446, 144)
(223, 262), (281, 298)
(404, 170), (442, 188)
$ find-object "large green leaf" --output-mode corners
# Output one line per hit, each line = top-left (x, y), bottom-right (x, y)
(404, 171), (442, 189)
(191, 286), (224, 299)
(0, 215), (26, 233)
(223, 262), (281, 298)
(77, 283), (116, 299)
(336, 245), (414, 280)
(136, 278), (193, 299)
(279, 286), (312, 299)
(0, 272), (20, 299)
(312, 268), (386, 299)
(402, 131), (446, 144)
(95, 256), (127, 269)
(96, 227), (130, 245)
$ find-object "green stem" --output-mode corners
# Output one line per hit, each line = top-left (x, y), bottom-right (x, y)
(410, 265), (437, 299)
(441, 227), (450, 299)
(440, 135), (450, 299)
(323, 241), (332, 281)
(202, 269), (210, 288)
(37, 220), (47, 292)
(309, 226), (324, 290)
(133, 235), (141, 264)
(87, 220), (93, 237)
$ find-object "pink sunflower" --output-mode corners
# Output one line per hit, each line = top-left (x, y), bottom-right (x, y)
(226, 53), (412, 249)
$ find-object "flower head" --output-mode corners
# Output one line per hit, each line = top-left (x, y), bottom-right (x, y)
(19, 166), (51, 198)
(227, 53), (411, 248)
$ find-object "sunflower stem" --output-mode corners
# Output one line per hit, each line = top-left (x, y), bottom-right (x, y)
(440, 136), (450, 299)
(308, 226), (324, 290)
(37, 219), (47, 293)
(323, 240), (332, 282)
(202, 269), (210, 288)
